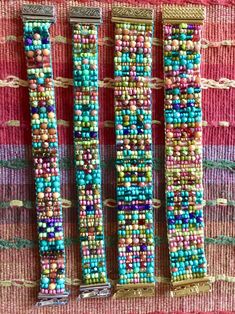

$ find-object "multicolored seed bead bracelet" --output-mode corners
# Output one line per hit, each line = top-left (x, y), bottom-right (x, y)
(112, 7), (155, 299)
(22, 5), (69, 306)
(69, 7), (111, 299)
(162, 5), (211, 297)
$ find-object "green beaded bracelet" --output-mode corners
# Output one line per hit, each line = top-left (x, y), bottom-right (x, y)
(69, 6), (111, 299)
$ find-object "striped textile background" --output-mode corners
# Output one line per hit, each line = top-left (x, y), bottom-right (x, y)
(0, 0), (234, 313)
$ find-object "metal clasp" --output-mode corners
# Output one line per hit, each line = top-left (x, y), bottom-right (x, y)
(69, 6), (102, 25)
(22, 4), (55, 22)
(36, 292), (69, 307)
(78, 282), (112, 299)
(162, 5), (205, 25)
(113, 283), (155, 299)
(171, 277), (212, 297)
(111, 6), (154, 24)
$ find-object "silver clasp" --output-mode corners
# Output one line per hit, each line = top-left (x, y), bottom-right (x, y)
(69, 6), (102, 25)
(78, 283), (112, 299)
(22, 4), (55, 22)
(36, 292), (69, 307)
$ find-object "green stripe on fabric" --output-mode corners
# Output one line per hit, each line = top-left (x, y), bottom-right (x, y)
(203, 159), (235, 171)
(1, 235), (234, 250)
(0, 159), (31, 169)
(205, 235), (235, 245)
(206, 200), (235, 206)
(0, 158), (234, 171)
(0, 200), (33, 209)
(0, 238), (35, 249)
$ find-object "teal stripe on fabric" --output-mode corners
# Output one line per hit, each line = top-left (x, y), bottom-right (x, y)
(0, 158), (234, 171)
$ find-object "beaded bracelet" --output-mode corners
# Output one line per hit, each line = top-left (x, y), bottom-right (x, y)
(69, 7), (111, 299)
(22, 5), (69, 306)
(112, 7), (155, 299)
(162, 5), (211, 297)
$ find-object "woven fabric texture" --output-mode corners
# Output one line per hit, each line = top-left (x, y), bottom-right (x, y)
(0, 0), (234, 313)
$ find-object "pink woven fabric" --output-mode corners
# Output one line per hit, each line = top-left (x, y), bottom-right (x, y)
(0, 1), (234, 313)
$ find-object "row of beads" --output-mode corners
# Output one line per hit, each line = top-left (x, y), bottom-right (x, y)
(163, 23), (207, 282)
(72, 24), (108, 285)
(114, 23), (155, 285)
(23, 21), (66, 294)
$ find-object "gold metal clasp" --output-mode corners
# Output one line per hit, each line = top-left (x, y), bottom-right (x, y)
(113, 283), (155, 299)
(112, 6), (154, 24)
(162, 5), (205, 25)
(22, 4), (55, 22)
(171, 277), (212, 297)
(69, 6), (102, 25)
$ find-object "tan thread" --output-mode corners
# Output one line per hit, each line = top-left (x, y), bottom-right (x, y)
(1, 119), (233, 128)
(1, 35), (235, 49)
(54, 77), (73, 88)
(0, 275), (234, 288)
(201, 39), (235, 48)
(0, 76), (28, 88)
(52, 35), (69, 44)
(1, 76), (235, 90)
(61, 198), (72, 208)
(9, 200), (23, 207)
(6, 198), (235, 209)
(6, 120), (21, 127)
(65, 278), (81, 286)
(202, 78), (235, 89)
(103, 120), (115, 128)
(0, 35), (21, 44)
(57, 119), (70, 127)
(210, 274), (235, 283)
(103, 198), (117, 208)
(218, 121), (230, 127)
(98, 37), (114, 47)
(152, 120), (162, 125)
(216, 198), (228, 206)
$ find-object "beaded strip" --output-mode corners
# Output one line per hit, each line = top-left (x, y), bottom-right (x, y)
(163, 5), (211, 297)
(112, 7), (155, 299)
(69, 7), (111, 299)
(22, 5), (69, 306)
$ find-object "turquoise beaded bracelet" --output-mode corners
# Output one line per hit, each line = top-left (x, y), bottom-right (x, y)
(22, 5), (69, 306)
(162, 5), (211, 297)
(112, 7), (155, 299)
(69, 7), (111, 299)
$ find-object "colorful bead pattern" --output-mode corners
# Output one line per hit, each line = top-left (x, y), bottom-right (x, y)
(72, 24), (108, 285)
(114, 22), (155, 285)
(163, 23), (208, 282)
(23, 21), (66, 295)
